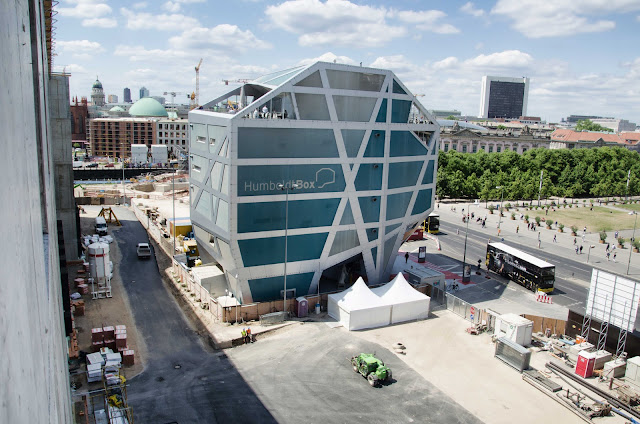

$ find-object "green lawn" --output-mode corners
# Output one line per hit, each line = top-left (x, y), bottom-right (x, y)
(525, 206), (637, 232)
(617, 203), (640, 213)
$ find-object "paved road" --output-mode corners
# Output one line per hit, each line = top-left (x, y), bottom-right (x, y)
(112, 207), (277, 424)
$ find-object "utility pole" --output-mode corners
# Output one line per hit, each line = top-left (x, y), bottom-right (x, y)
(537, 170), (543, 207)
(627, 169), (631, 202)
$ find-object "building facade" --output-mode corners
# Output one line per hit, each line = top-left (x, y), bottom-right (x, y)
(440, 126), (551, 154)
(91, 77), (105, 106)
(107, 94), (118, 103)
(157, 118), (189, 155)
(139, 86), (149, 99)
(88, 118), (158, 158)
(479, 76), (529, 119)
(550, 129), (640, 152)
(189, 62), (439, 304)
(123, 87), (131, 103)
(590, 118), (637, 133)
(70, 96), (89, 140)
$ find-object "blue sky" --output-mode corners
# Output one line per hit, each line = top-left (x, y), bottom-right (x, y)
(54, 0), (640, 124)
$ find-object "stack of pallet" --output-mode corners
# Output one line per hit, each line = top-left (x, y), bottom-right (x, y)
(72, 299), (85, 316)
(91, 327), (104, 352)
(122, 349), (135, 366)
(115, 325), (127, 352)
(103, 326), (115, 350)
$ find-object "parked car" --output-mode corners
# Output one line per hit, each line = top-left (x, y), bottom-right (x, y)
(137, 242), (151, 259)
(85, 163), (98, 168)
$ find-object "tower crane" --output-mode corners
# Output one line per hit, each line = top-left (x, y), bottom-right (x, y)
(194, 58), (203, 108)
(163, 91), (184, 106)
(222, 79), (250, 85)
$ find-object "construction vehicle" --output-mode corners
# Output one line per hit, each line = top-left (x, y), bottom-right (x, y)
(350, 353), (392, 387)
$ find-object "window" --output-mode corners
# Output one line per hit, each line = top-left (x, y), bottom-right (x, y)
(444, 144), (449, 152)
(472, 146), (477, 153)
(497, 146), (502, 152)
(489, 146), (493, 153)
(452, 145), (457, 151)
(462, 145), (467, 153)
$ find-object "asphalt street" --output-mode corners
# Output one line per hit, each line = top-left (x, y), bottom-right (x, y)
(112, 207), (277, 424)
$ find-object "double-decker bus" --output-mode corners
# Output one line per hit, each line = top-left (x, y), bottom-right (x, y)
(486, 242), (555, 293)
(423, 212), (440, 234)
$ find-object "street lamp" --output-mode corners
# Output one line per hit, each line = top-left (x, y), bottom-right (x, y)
(461, 210), (471, 283)
(121, 140), (126, 206)
(587, 245), (596, 264)
(172, 167), (176, 257)
(496, 186), (504, 231)
(627, 212), (637, 274)
(276, 181), (301, 317)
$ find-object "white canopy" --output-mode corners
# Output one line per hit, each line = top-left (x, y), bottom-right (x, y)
(327, 277), (392, 330)
(371, 273), (430, 324)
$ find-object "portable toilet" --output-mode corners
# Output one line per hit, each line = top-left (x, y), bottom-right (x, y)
(576, 351), (596, 378)
(296, 297), (308, 318)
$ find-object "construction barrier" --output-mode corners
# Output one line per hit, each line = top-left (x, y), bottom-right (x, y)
(536, 291), (553, 304)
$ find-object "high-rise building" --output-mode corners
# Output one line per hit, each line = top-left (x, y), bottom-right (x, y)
(479, 76), (529, 119)
(91, 76), (106, 106)
(123, 87), (131, 103)
(189, 61), (439, 304)
(107, 94), (118, 103)
(70, 96), (89, 140)
(139, 86), (149, 99)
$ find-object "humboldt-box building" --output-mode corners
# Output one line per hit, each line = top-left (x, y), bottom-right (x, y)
(188, 62), (439, 304)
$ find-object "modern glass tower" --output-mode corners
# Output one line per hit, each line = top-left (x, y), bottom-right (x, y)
(189, 61), (439, 303)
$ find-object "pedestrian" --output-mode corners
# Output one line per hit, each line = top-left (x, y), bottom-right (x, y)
(606, 243), (610, 252)
(583, 226), (587, 233)
(573, 238), (577, 245)
(607, 252), (610, 261)
(580, 245), (583, 254)
(553, 234), (557, 243)
(405, 252), (409, 263)
(246, 327), (252, 343)
(516, 225), (519, 233)
(538, 240), (541, 248)
(241, 328), (247, 344)
(582, 234), (586, 242)
(614, 253), (617, 262)
(477, 259), (482, 270)
(575, 246), (579, 254)
(615, 231), (619, 239)
(498, 228), (501, 237)
(538, 232), (541, 242)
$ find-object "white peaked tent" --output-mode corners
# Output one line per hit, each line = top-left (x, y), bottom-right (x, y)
(371, 273), (430, 324)
(328, 277), (392, 330)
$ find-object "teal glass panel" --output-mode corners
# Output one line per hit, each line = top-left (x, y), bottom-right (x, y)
(386, 191), (413, 220)
(382, 236), (397, 273)
(238, 128), (338, 159)
(340, 201), (355, 225)
(364, 131), (385, 157)
(390, 131), (428, 157)
(391, 99), (411, 123)
(221, 165), (229, 195)
(375, 99), (387, 123)
(366, 228), (379, 242)
(421, 160), (435, 184)
(210, 161), (223, 191)
(326, 70), (385, 91)
(431, 136), (438, 155)
(371, 247), (377, 267)
(254, 66), (305, 83)
(333, 96), (377, 122)
(262, 68), (306, 86)
(354, 163), (383, 191)
(388, 161), (422, 189)
(358, 196), (380, 223)
(329, 230), (360, 256)
(237, 199), (340, 233)
(411, 189), (433, 215)
(392, 80), (407, 94)
(237, 164), (345, 196)
(295, 93), (330, 120)
(342, 130), (365, 157)
(385, 223), (401, 234)
(248, 272), (314, 302)
(294, 71), (322, 88)
(238, 233), (328, 267)
(216, 199), (229, 231)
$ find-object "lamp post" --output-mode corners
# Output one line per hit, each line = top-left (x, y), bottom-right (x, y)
(276, 181), (301, 318)
(587, 245), (595, 264)
(627, 212), (637, 275)
(172, 167), (176, 257)
(121, 140), (126, 206)
(496, 185), (504, 231)
(461, 210), (471, 283)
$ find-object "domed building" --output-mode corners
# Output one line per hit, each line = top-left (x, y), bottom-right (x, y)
(91, 77), (105, 107)
(129, 97), (168, 117)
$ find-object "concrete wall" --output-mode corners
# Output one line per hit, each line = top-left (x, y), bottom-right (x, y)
(0, 1), (72, 422)
(50, 74), (79, 259)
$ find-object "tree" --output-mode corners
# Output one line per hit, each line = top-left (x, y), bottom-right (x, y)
(576, 119), (613, 132)
(445, 115), (457, 120)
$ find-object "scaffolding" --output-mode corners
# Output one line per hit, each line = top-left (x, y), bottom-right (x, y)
(80, 367), (134, 424)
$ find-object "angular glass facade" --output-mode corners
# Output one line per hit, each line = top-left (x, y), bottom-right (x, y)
(189, 62), (439, 303)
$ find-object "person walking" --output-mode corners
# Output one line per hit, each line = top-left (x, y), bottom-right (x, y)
(538, 240), (541, 249)
(575, 246), (579, 254)
(538, 232), (541, 242)
(553, 234), (557, 243)
(615, 231), (619, 239)
(574, 238), (577, 245)
(606, 243), (610, 252)
(580, 245), (584, 254)
(516, 225), (519, 233)
(607, 252), (611, 261)
(404, 252), (409, 263)
(614, 252), (617, 262)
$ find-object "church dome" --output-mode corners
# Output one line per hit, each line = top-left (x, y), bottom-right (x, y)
(128, 97), (168, 117)
(109, 106), (125, 112)
(92, 79), (103, 89)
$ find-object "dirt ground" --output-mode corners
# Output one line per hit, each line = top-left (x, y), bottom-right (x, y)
(71, 207), (147, 388)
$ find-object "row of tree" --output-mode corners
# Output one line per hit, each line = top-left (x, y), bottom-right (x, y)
(436, 147), (640, 201)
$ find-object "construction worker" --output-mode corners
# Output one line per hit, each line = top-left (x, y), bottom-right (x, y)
(246, 327), (252, 344)
(241, 328), (247, 344)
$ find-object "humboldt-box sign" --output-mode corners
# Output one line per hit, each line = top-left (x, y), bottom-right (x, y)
(237, 165), (345, 196)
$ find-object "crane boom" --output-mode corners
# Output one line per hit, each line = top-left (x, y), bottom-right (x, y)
(195, 58), (203, 108)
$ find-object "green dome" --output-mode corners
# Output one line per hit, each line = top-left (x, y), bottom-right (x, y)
(129, 97), (168, 117)
(92, 79), (103, 89)
(109, 106), (125, 112)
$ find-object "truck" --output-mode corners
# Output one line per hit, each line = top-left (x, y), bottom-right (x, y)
(95, 216), (108, 236)
(350, 353), (392, 387)
(137, 243), (151, 259)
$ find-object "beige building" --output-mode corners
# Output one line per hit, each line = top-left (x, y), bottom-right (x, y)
(440, 124), (551, 154)
(156, 118), (189, 154)
(88, 117), (158, 158)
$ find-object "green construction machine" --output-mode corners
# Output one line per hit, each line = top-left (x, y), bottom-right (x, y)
(350, 353), (392, 387)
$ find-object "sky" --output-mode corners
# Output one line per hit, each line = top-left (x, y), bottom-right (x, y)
(54, 0), (640, 124)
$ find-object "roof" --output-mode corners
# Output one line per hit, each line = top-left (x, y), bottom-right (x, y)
(489, 242), (555, 269)
(129, 97), (168, 117)
(109, 106), (125, 112)
(621, 132), (640, 143)
(551, 129), (621, 143)
(92, 79), (103, 89)
(328, 277), (388, 311)
(371, 273), (429, 302)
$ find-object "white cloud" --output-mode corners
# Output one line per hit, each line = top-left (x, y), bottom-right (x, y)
(53, 63), (87, 74)
(58, 0), (112, 18)
(460, 2), (485, 17)
(464, 50), (533, 68)
(432, 57), (459, 70)
(169, 25), (271, 52)
(57, 40), (105, 56)
(298, 52), (357, 66)
(370, 55), (418, 73)
(265, 0), (407, 47)
(163, 2), (181, 12)
(132, 2), (147, 9)
(120, 9), (200, 31)
(82, 18), (117, 28)
(491, 0), (640, 38)
(395, 10), (460, 34)
(475, 42), (484, 50)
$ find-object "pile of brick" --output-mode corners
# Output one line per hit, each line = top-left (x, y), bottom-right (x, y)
(91, 324), (133, 365)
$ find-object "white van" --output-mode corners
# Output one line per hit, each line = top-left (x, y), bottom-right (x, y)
(95, 216), (108, 236)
